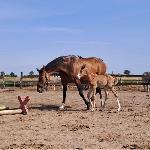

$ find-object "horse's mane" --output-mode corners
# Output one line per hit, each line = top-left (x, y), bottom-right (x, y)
(45, 55), (103, 70)
(45, 55), (79, 69)
(79, 56), (103, 62)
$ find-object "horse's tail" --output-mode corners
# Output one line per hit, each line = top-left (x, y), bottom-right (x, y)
(82, 84), (89, 91)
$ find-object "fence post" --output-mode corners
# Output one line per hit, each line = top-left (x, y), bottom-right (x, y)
(145, 80), (150, 92)
(2, 72), (5, 89)
(20, 72), (23, 89)
(53, 85), (56, 91)
(14, 79), (15, 88)
(147, 85), (149, 92)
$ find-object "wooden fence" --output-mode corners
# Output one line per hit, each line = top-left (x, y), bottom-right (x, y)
(0, 73), (150, 92)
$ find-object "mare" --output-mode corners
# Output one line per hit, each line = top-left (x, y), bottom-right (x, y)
(37, 55), (107, 110)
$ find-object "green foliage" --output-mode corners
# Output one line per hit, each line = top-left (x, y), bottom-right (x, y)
(9, 72), (17, 77)
(124, 70), (131, 75)
(0, 72), (5, 76)
(29, 71), (34, 76)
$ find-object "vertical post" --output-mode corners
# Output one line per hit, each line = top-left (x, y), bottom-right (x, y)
(53, 85), (56, 91)
(14, 79), (15, 88)
(61, 85), (63, 91)
(20, 72), (23, 89)
(145, 80), (149, 92)
(147, 84), (149, 92)
(2, 72), (5, 89)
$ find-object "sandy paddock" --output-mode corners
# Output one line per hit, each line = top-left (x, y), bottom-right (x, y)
(0, 88), (150, 149)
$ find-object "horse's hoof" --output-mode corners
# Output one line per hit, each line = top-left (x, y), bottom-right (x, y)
(86, 102), (90, 110)
(59, 105), (65, 110)
(91, 108), (95, 112)
(118, 107), (121, 111)
(100, 105), (105, 111)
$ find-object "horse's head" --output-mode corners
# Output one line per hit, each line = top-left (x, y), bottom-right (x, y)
(77, 64), (96, 82)
(37, 66), (49, 93)
(76, 64), (86, 79)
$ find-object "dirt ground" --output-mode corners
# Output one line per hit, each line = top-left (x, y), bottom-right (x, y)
(0, 88), (150, 149)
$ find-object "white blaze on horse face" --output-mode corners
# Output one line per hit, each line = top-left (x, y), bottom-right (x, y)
(77, 73), (81, 79)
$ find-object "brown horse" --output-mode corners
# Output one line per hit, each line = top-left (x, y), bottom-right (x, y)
(37, 55), (107, 110)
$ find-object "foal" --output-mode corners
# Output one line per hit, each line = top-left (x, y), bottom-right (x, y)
(78, 68), (121, 111)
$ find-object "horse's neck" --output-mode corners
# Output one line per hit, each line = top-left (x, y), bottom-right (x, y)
(45, 67), (55, 73)
(45, 56), (83, 76)
(45, 64), (69, 76)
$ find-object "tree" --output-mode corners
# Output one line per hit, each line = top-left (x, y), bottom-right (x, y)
(10, 72), (17, 77)
(124, 70), (131, 75)
(29, 71), (34, 76)
(142, 72), (150, 92)
(0, 72), (5, 76)
(143, 72), (150, 82)
(143, 72), (150, 76)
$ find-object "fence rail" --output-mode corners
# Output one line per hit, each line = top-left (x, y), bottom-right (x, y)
(0, 73), (150, 92)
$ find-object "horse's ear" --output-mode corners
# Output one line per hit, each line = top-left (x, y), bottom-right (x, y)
(36, 68), (40, 72)
(42, 65), (46, 70)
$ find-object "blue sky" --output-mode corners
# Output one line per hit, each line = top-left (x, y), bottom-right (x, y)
(0, 0), (150, 75)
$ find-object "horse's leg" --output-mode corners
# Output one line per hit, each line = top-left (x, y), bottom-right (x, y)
(91, 88), (96, 111)
(96, 87), (102, 99)
(101, 88), (108, 109)
(87, 89), (92, 107)
(90, 97), (94, 111)
(45, 82), (49, 91)
(87, 86), (95, 110)
(75, 78), (90, 110)
(59, 84), (67, 110)
(111, 87), (121, 111)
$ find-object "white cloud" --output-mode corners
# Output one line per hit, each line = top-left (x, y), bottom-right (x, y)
(0, 27), (82, 34)
(33, 27), (82, 34)
(0, 1), (74, 20)
(56, 40), (112, 45)
(114, 0), (135, 3)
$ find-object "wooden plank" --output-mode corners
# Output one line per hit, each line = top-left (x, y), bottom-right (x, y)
(0, 105), (8, 111)
(0, 109), (22, 115)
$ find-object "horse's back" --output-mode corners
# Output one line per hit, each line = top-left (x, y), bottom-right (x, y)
(80, 57), (107, 75)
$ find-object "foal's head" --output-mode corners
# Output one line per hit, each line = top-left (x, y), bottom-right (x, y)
(77, 65), (96, 83)
(37, 66), (49, 93)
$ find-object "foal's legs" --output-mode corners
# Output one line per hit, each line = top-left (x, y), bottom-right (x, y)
(111, 87), (121, 111)
(101, 86), (121, 111)
(90, 96), (95, 111)
(87, 86), (96, 111)
(96, 87), (102, 99)
(45, 81), (49, 91)
(87, 87), (94, 110)
(101, 88), (109, 109)
(92, 86), (97, 110)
